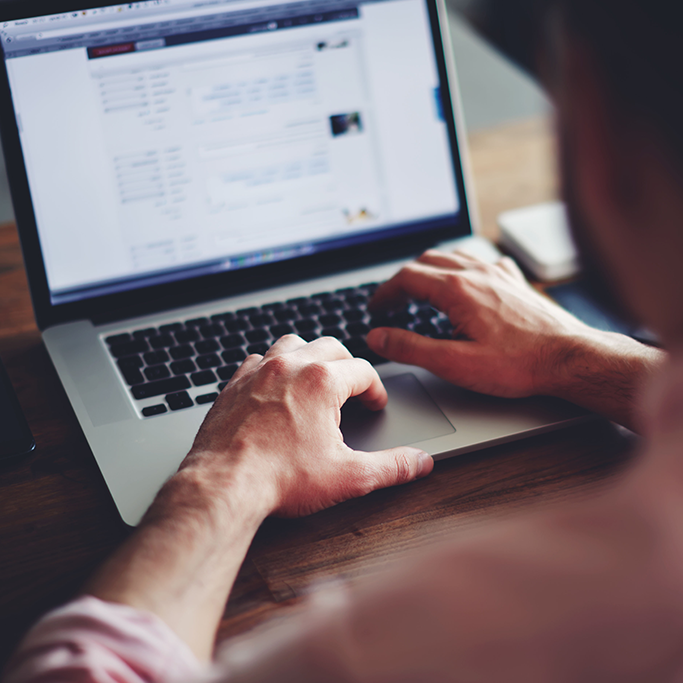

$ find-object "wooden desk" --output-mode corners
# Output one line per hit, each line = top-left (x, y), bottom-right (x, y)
(0, 118), (633, 666)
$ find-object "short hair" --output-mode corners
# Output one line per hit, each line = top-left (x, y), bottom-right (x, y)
(464, 0), (683, 168)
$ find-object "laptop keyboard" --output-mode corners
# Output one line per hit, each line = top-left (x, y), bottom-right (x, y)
(103, 283), (454, 417)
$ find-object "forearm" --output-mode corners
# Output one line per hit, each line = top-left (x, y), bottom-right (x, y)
(86, 462), (273, 661)
(547, 330), (665, 432)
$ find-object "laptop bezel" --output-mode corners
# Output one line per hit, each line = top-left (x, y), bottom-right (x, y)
(0, 0), (476, 331)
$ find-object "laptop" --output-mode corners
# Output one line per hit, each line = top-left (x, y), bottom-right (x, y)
(0, 0), (589, 525)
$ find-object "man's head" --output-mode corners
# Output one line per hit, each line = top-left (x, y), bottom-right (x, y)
(466, 0), (683, 345)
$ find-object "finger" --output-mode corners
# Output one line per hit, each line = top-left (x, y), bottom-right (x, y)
(327, 357), (388, 411)
(346, 447), (434, 497)
(229, 353), (264, 383)
(294, 335), (354, 362)
(417, 249), (481, 270)
(367, 327), (470, 379)
(369, 262), (457, 313)
(265, 334), (307, 357)
(496, 255), (527, 282)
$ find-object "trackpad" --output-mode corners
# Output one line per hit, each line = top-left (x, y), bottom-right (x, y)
(341, 373), (455, 452)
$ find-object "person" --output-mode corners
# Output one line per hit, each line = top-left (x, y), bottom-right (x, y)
(5, 0), (683, 680)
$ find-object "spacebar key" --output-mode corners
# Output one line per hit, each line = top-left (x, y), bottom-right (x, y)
(132, 376), (191, 400)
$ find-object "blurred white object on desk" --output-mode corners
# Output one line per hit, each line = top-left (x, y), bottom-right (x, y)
(498, 201), (580, 281)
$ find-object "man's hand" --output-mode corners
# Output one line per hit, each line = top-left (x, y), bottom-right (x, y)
(367, 249), (594, 398)
(367, 249), (663, 429)
(89, 335), (431, 660)
(183, 334), (432, 518)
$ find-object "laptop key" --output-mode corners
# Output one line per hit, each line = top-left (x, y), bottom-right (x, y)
(391, 311), (416, 329)
(247, 343), (269, 355)
(217, 364), (239, 381)
(323, 298), (345, 312)
(195, 339), (219, 354)
(250, 313), (274, 328)
(221, 334), (246, 349)
(199, 323), (224, 339)
(133, 327), (157, 339)
(196, 392), (219, 405)
(191, 370), (217, 386)
(319, 314), (342, 327)
(344, 337), (368, 353)
(222, 348), (247, 364)
(149, 334), (175, 349)
(186, 317), (210, 327)
(295, 319), (317, 333)
(298, 303), (321, 317)
(159, 322), (183, 334)
(118, 355), (144, 369)
(416, 305), (439, 321)
(170, 344), (195, 360)
(106, 333), (132, 346)
(132, 376), (190, 399)
(274, 308), (297, 322)
(170, 359), (195, 375)
(299, 331), (320, 342)
(246, 329), (269, 343)
(218, 381), (229, 392)
(286, 297), (308, 306)
(346, 322), (371, 336)
(144, 350), (169, 365)
(343, 309), (365, 323)
(262, 302), (284, 310)
(321, 327), (346, 340)
(225, 319), (249, 333)
(175, 328), (199, 343)
(142, 404), (167, 417)
(236, 307), (259, 317)
(122, 367), (145, 386)
(370, 312), (393, 328)
(210, 312), (235, 323)
(197, 353), (221, 369)
(270, 323), (294, 338)
(144, 364), (171, 381)
(166, 391), (193, 411)
(345, 294), (367, 307)
(110, 339), (148, 358)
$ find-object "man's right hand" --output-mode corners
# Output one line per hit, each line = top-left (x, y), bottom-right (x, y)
(366, 250), (663, 430)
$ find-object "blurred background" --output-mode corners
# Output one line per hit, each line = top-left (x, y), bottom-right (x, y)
(0, 1), (549, 226)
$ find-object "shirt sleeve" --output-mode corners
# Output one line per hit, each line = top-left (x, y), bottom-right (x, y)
(3, 595), (202, 683)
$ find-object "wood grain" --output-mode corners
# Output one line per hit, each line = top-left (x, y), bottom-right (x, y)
(0, 118), (632, 667)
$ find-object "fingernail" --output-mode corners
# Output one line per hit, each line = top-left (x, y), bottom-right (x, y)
(416, 451), (433, 479)
(369, 328), (387, 353)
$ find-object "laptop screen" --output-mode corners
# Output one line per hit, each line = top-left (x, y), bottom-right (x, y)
(2, 0), (462, 306)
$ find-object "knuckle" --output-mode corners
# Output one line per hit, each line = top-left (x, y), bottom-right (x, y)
(303, 361), (335, 389)
(261, 353), (291, 379)
(392, 451), (414, 484)
(444, 272), (463, 291)
(316, 335), (344, 350)
(394, 333), (417, 360)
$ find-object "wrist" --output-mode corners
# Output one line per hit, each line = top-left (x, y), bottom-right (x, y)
(541, 329), (664, 429)
(145, 450), (277, 535)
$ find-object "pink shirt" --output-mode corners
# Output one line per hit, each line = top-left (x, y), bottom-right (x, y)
(6, 356), (683, 683)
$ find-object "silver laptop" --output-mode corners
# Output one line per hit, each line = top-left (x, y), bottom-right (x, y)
(0, 0), (588, 525)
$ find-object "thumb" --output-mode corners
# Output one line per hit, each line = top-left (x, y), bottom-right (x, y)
(349, 447), (434, 497)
